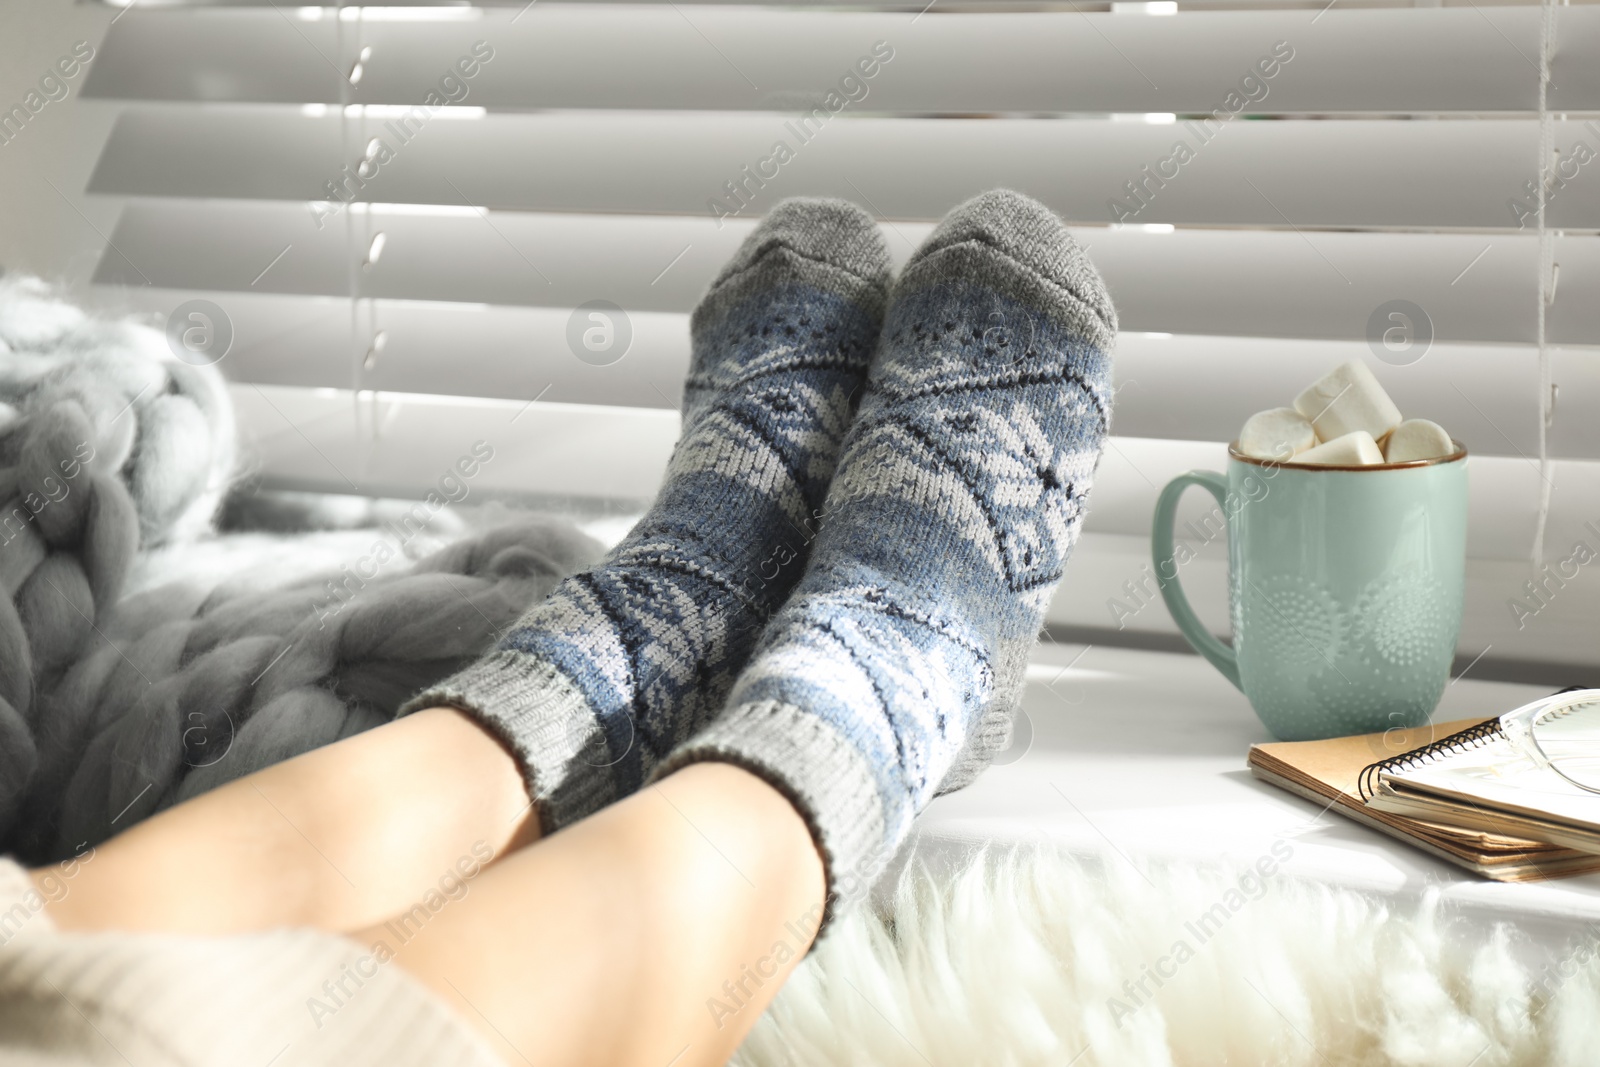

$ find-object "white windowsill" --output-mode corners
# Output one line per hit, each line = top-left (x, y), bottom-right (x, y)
(908, 643), (1599, 966)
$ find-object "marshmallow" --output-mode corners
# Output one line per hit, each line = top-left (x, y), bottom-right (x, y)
(1292, 361), (1402, 444)
(1238, 407), (1316, 461)
(1294, 430), (1384, 466)
(1383, 418), (1454, 463)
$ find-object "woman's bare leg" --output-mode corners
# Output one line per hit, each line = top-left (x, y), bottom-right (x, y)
(355, 760), (825, 1067)
(41, 708), (536, 935)
(42, 733), (825, 1067)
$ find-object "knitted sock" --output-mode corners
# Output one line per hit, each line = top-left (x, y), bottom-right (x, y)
(652, 190), (1116, 926)
(401, 199), (892, 833)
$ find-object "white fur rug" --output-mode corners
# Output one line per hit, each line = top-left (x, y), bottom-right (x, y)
(736, 847), (1600, 1067)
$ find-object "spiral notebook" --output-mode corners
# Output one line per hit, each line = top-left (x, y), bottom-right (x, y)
(1248, 716), (1600, 882)
(1359, 712), (1600, 856)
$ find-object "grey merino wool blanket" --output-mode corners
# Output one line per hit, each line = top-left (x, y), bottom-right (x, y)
(0, 276), (600, 861)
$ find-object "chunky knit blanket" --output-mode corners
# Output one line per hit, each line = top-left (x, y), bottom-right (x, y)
(0, 276), (598, 861)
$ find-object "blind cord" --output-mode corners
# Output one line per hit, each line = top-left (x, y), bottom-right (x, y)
(1533, 0), (1557, 568)
(336, 6), (383, 468)
(338, 7), (358, 465)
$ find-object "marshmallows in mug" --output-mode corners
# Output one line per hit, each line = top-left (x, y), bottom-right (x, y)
(1238, 407), (1316, 461)
(1237, 361), (1454, 465)
(1293, 361), (1401, 445)
(1295, 430), (1384, 466)
(1384, 418), (1454, 463)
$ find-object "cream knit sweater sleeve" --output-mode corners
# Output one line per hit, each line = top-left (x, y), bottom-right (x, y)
(0, 858), (501, 1067)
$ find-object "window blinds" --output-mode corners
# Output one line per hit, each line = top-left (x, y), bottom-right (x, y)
(78, 1), (1600, 673)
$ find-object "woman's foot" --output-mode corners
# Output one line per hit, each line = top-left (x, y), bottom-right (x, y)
(404, 200), (894, 836)
(655, 189), (1117, 924)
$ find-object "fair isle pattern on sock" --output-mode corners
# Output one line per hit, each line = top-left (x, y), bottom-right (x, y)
(400, 200), (892, 834)
(653, 190), (1116, 926)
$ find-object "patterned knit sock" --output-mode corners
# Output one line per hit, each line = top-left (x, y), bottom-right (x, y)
(401, 199), (892, 833)
(653, 190), (1116, 925)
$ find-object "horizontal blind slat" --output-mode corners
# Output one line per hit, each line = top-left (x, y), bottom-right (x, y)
(103, 288), (1599, 460)
(231, 383), (1600, 563)
(92, 203), (1600, 345)
(81, 6), (1600, 114)
(84, 111), (1600, 231)
(234, 383), (681, 503)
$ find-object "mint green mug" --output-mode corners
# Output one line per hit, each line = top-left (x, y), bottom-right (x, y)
(1152, 443), (1468, 741)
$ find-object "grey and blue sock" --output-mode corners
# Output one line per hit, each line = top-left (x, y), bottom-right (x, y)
(401, 199), (893, 834)
(653, 190), (1117, 924)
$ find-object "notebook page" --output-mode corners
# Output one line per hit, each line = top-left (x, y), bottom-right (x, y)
(1382, 735), (1600, 833)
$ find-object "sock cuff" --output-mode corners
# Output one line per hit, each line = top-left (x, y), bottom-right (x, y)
(399, 650), (618, 835)
(650, 700), (890, 938)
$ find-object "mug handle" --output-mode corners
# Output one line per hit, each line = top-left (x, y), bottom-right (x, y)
(1152, 471), (1241, 691)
